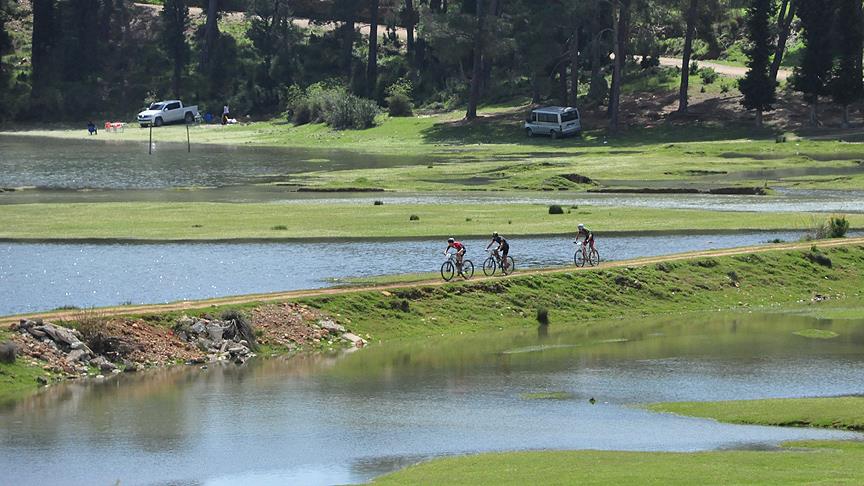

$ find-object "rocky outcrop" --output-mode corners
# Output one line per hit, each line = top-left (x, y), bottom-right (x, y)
(173, 316), (257, 364)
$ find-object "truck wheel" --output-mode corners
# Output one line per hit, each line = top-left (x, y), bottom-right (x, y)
(525, 128), (534, 137)
(184, 112), (194, 124)
(154, 117), (163, 127)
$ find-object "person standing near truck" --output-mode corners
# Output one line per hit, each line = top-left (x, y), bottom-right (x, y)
(222, 104), (230, 125)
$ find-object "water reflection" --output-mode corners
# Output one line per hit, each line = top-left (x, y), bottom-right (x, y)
(1, 312), (861, 485)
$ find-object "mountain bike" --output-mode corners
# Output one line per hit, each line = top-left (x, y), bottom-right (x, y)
(574, 241), (600, 267)
(441, 251), (474, 281)
(482, 249), (515, 276)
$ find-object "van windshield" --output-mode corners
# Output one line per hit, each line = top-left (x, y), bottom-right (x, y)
(149, 103), (164, 110)
(561, 110), (579, 122)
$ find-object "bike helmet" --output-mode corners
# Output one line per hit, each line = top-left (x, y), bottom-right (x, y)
(492, 232), (499, 237)
(578, 223), (585, 229)
(448, 237), (455, 243)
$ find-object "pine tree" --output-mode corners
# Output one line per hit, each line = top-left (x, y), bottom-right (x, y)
(794, 0), (835, 126)
(0, 0), (14, 120)
(367, 0), (379, 98)
(678, 0), (699, 113)
(465, 0), (485, 119)
(162, 0), (190, 98)
(738, 0), (776, 127)
(831, 0), (864, 127)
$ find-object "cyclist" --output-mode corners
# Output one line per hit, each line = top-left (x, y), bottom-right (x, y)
(485, 232), (510, 271)
(575, 223), (595, 252)
(445, 237), (467, 274)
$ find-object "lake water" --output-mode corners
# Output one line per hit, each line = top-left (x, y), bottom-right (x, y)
(0, 231), (819, 316)
(0, 312), (861, 485)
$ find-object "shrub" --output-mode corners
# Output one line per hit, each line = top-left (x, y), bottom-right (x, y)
(536, 308), (550, 325)
(640, 56), (660, 69)
(219, 309), (258, 351)
(699, 67), (718, 84)
(689, 61), (699, 75)
(409, 214), (420, 221)
(387, 93), (413, 117)
(0, 342), (17, 364)
(271, 225), (288, 231)
(548, 204), (564, 214)
(287, 82), (379, 130)
(291, 99), (311, 125)
(720, 82), (731, 94)
(373, 200), (384, 205)
(828, 215), (849, 238)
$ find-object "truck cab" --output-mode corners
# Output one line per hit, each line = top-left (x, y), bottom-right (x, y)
(524, 106), (581, 139)
(137, 100), (199, 127)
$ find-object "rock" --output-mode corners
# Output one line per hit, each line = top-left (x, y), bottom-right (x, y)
(341, 333), (366, 347)
(66, 349), (89, 363)
(123, 363), (139, 373)
(70, 342), (93, 354)
(0, 342), (18, 364)
(227, 346), (248, 355)
(219, 341), (229, 353)
(233, 356), (245, 365)
(190, 321), (207, 335)
(99, 361), (117, 373)
(111, 369), (122, 374)
(39, 324), (81, 346)
(319, 319), (346, 335)
(185, 357), (206, 365)
(26, 328), (47, 339)
(36, 376), (49, 385)
(206, 323), (224, 342)
(195, 338), (213, 351)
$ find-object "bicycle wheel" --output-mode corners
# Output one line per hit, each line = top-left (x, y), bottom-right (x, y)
(501, 256), (515, 275)
(574, 248), (586, 267)
(461, 260), (475, 279)
(482, 257), (497, 276)
(441, 261), (455, 281)
(588, 249), (601, 266)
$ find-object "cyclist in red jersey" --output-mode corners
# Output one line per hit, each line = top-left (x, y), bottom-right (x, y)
(445, 237), (467, 274)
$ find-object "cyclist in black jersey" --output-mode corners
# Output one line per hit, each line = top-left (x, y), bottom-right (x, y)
(485, 232), (510, 271)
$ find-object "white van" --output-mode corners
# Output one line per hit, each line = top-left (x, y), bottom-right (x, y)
(524, 106), (581, 138)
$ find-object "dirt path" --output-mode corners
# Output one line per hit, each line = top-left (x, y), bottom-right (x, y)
(4, 237), (862, 327)
(658, 57), (792, 81)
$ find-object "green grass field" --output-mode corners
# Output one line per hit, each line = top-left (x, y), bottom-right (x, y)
(648, 397), (864, 431)
(372, 441), (864, 485)
(0, 202), (854, 240)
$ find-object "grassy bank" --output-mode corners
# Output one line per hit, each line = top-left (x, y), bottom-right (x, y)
(0, 202), (857, 240)
(6, 100), (864, 192)
(372, 441), (864, 485)
(648, 397), (864, 431)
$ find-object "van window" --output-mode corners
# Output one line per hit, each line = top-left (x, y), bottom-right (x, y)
(166, 102), (181, 110)
(561, 110), (579, 122)
(531, 112), (538, 122)
(537, 113), (558, 123)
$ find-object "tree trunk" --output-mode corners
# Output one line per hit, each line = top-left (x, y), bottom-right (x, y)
(405, 0), (415, 61)
(609, 0), (629, 131)
(569, 27), (580, 105)
(465, 0), (484, 120)
(30, 0), (55, 100)
(678, 0), (698, 113)
(842, 104), (850, 128)
(201, 0), (219, 66)
(531, 72), (541, 103)
(756, 109), (763, 127)
(809, 97), (818, 126)
(559, 63), (569, 106)
(342, 18), (355, 79)
(366, 0), (379, 98)
(770, 0), (797, 84)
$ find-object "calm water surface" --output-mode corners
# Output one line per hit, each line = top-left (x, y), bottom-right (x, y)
(0, 231), (822, 316)
(0, 312), (861, 485)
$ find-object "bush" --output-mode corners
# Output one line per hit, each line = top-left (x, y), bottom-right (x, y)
(548, 204), (564, 214)
(373, 200), (384, 206)
(219, 309), (258, 351)
(387, 93), (413, 117)
(409, 214), (420, 221)
(536, 308), (550, 325)
(271, 225), (288, 231)
(0, 342), (17, 364)
(689, 61), (699, 75)
(699, 67), (718, 84)
(720, 82), (731, 94)
(829, 215), (849, 238)
(291, 99), (311, 125)
(287, 83), (379, 130)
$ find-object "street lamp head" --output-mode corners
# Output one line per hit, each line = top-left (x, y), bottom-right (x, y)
(609, 52), (616, 61)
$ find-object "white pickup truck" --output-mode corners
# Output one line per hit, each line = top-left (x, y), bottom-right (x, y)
(137, 100), (199, 127)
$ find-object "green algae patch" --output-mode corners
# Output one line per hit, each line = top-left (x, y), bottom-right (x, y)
(520, 391), (575, 400)
(793, 328), (839, 339)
